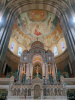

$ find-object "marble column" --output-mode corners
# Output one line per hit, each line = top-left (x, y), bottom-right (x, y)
(31, 64), (33, 79)
(24, 64), (25, 74)
(19, 65), (22, 81)
(29, 63), (30, 76)
(26, 64), (29, 79)
(55, 64), (57, 74)
(52, 64), (57, 84)
(49, 64), (52, 74)
(18, 64), (19, 72)
(46, 63), (48, 79)
(41, 89), (43, 99)
(26, 64), (27, 79)
(31, 89), (34, 98)
(42, 63), (45, 79)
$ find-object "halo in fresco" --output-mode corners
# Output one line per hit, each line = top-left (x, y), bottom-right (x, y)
(11, 10), (63, 50)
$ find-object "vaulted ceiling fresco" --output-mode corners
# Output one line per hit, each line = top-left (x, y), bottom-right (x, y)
(11, 10), (63, 49)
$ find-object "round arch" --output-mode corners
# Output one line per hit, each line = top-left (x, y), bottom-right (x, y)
(0, 0), (75, 75)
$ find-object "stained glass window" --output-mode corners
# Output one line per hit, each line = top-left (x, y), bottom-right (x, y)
(18, 47), (22, 56)
(61, 42), (65, 51)
(54, 46), (58, 56)
(10, 42), (14, 52)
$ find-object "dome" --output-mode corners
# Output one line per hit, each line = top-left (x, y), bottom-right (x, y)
(31, 41), (44, 48)
(46, 50), (52, 53)
(23, 50), (28, 53)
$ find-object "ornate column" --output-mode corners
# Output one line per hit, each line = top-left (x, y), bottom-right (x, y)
(24, 63), (25, 74)
(49, 64), (52, 74)
(31, 64), (33, 79)
(41, 89), (43, 99)
(29, 63), (32, 77)
(57, 89), (59, 96)
(31, 89), (34, 98)
(18, 64), (20, 74)
(52, 64), (57, 84)
(26, 64), (29, 79)
(42, 63), (45, 79)
(55, 64), (57, 74)
(46, 63), (48, 79)
(19, 65), (22, 81)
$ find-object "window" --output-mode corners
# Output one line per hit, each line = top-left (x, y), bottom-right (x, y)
(54, 46), (58, 56)
(61, 42), (65, 51)
(18, 47), (22, 56)
(10, 42), (14, 52)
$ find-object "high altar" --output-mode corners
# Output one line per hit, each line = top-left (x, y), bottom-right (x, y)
(7, 41), (67, 100)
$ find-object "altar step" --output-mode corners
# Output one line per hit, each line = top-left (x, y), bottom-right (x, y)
(7, 96), (67, 100)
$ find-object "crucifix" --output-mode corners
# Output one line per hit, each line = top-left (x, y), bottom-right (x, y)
(37, 37), (38, 41)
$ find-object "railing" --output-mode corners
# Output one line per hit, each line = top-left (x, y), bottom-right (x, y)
(11, 84), (66, 97)
(60, 76), (75, 90)
(60, 76), (75, 85)
(0, 76), (14, 89)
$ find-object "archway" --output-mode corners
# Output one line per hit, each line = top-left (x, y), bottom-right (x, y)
(0, 0), (75, 75)
(34, 85), (41, 99)
(32, 55), (43, 79)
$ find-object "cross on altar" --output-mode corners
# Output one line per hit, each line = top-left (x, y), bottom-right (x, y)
(37, 37), (38, 41)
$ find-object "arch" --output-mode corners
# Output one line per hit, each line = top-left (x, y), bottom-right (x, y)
(32, 83), (42, 89)
(32, 55), (43, 64)
(30, 52), (45, 63)
(0, 0), (75, 75)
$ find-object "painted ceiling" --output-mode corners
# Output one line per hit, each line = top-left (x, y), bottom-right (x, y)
(11, 10), (63, 49)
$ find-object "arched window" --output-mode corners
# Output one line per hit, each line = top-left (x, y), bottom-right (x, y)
(10, 42), (14, 52)
(61, 42), (65, 51)
(54, 46), (58, 56)
(18, 47), (22, 56)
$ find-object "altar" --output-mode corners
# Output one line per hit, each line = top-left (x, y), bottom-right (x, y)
(7, 41), (67, 100)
